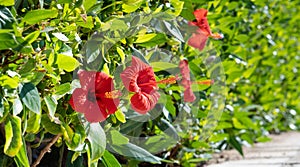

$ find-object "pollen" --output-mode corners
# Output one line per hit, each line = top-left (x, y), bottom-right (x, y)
(105, 90), (121, 99)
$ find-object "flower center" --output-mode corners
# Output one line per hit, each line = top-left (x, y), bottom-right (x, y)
(95, 90), (122, 99)
(87, 91), (96, 102)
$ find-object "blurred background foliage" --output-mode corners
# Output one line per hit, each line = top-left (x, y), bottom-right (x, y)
(0, 0), (299, 166)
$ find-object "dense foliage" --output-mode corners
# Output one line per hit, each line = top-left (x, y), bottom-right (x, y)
(0, 0), (299, 166)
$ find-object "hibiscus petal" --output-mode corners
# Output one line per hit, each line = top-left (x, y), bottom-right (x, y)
(130, 92), (151, 114)
(137, 67), (157, 94)
(120, 65), (140, 92)
(69, 88), (89, 113)
(78, 70), (97, 90)
(84, 102), (108, 122)
(121, 56), (157, 93)
(193, 9), (212, 36)
(188, 29), (208, 51)
(101, 97), (120, 115)
(184, 87), (196, 102)
(95, 72), (114, 93)
(130, 91), (160, 114)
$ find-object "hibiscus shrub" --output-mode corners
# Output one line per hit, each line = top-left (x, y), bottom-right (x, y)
(0, 0), (299, 167)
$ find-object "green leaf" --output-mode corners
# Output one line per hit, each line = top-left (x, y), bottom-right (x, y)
(19, 83), (41, 114)
(41, 114), (61, 135)
(135, 33), (157, 43)
(150, 62), (177, 72)
(57, 54), (80, 72)
(114, 110), (126, 123)
(13, 96), (23, 116)
(0, 33), (18, 50)
(4, 116), (22, 157)
(116, 47), (125, 64)
(235, 34), (249, 43)
(0, 95), (4, 117)
(0, 6), (15, 28)
(229, 136), (244, 156)
(109, 130), (129, 145)
(110, 143), (161, 164)
(23, 9), (58, 25)
(24, 31), (40, 44)
(122, 0), (143, 13)
(52, 32), (69, 42)
(44, 96), (57, 120)
(26, 112), (41, 133)
(135, 33), (167, 47)
(14, 137), (30, 167)
(162, 20), (184, 42)
(102, 150), (121, 167)
(256, 136), (272, 143)
(55, 83), (71, 95)
(76, 16), (94, 29)
(86, 123), (106, 162)
(83, 0), (96, 11)
(166, 0), (184, 16)
(0, 75), (19, 88)
(0, 0), (14, 6)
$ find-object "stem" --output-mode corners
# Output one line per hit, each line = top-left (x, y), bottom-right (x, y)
(100, 1), (123, 12)
(31, 134), (62, 167)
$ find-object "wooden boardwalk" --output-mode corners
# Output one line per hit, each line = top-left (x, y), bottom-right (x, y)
(206, 131), (300, 167)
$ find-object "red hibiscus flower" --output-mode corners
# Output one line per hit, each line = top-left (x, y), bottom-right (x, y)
(120, 56), (160, 114)
(179, 59), (196, 102)
(188, 9), (223, 51)
(69, 70), (120, 122)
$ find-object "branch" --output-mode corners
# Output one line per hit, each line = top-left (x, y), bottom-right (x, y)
(31, 134), (62, 167)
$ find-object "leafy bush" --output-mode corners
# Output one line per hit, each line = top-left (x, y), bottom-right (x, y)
(0, 0), (299, 166)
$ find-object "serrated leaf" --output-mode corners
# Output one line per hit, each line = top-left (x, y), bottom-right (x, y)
(4, 116), (22, 157)
(57, 54), (80, 72)
(19, 83), (41, 114)
(23, 9), (58, 25)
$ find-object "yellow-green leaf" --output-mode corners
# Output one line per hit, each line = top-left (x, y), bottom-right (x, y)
(4, 116), (22, 157)
(57, 54), (80, 72)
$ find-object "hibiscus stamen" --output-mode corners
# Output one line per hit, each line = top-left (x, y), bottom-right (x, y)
(210, 33), (224, 39)
(156, 76), (179, 84)
(193, 79), (214, 85)
(104, 90), (122, 99)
